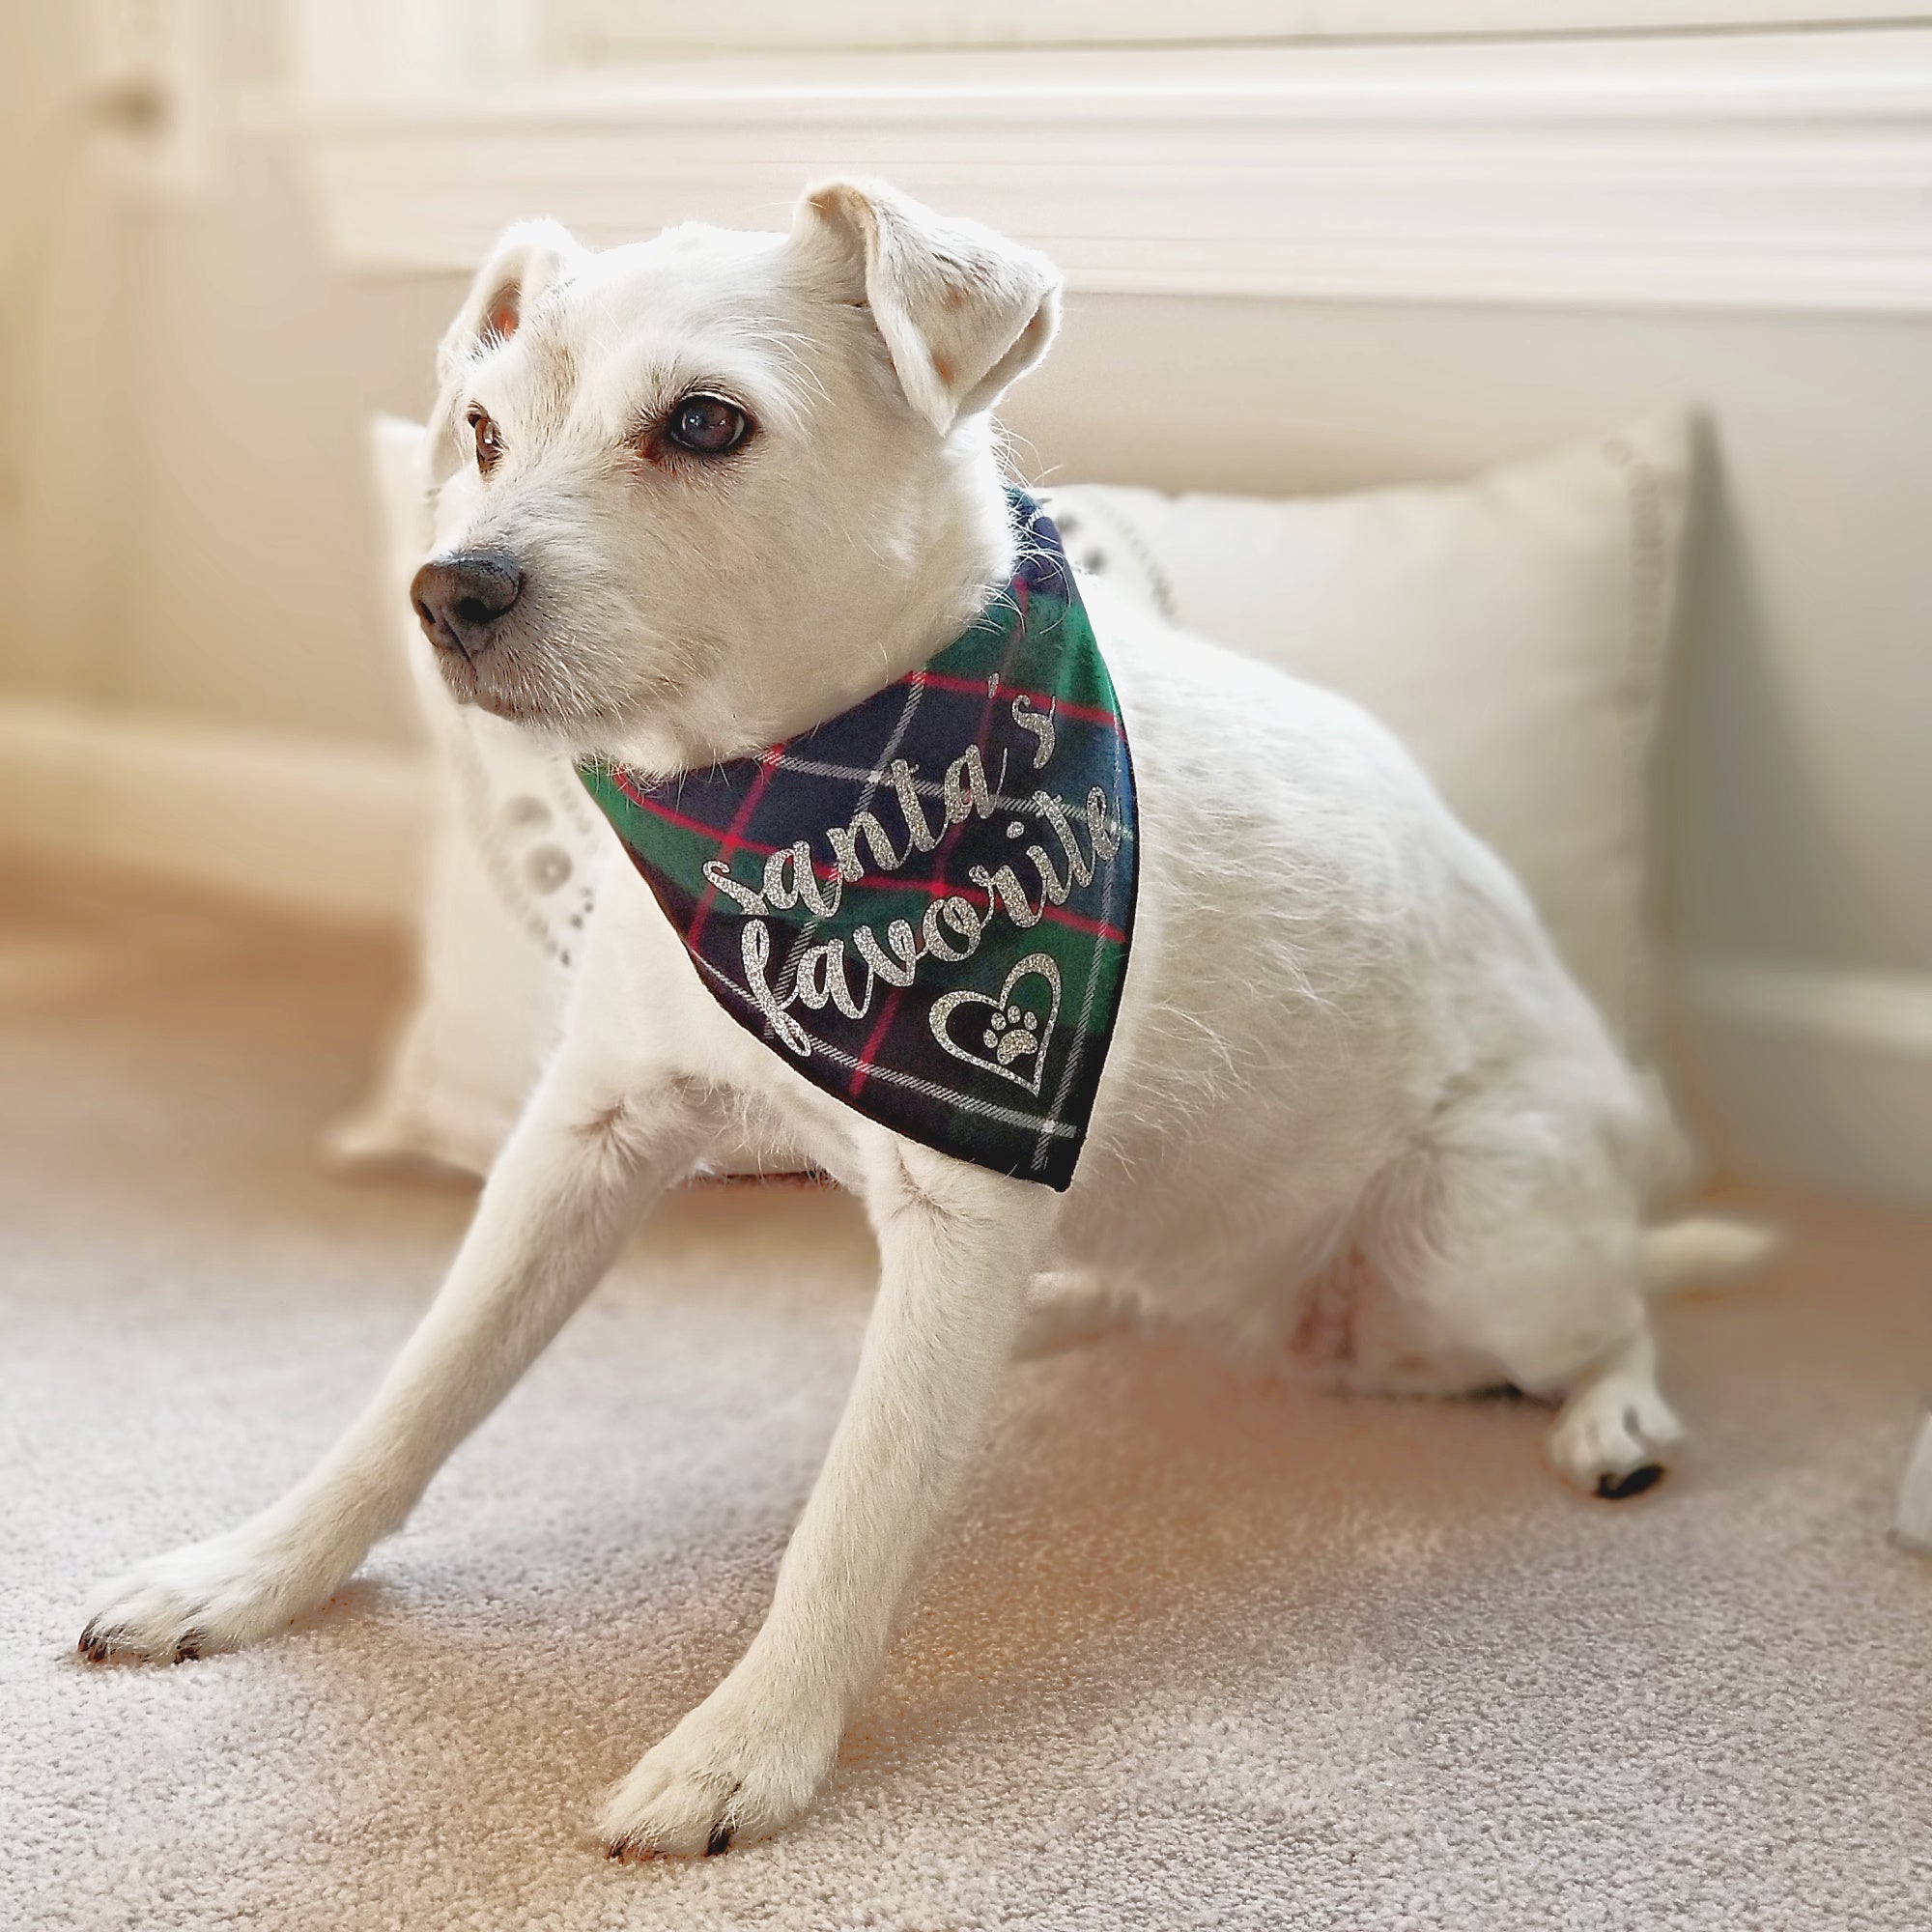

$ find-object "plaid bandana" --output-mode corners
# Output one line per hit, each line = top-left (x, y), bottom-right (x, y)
(578, 492), (1137, 1191)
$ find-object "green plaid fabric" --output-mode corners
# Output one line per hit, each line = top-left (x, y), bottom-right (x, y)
(578, 491), (1137, 1190)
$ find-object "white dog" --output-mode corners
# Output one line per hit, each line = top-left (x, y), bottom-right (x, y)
(81, 181), (1764, 1856)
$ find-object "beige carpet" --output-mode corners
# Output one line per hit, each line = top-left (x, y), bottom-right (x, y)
(4, 864), (1931, 1931)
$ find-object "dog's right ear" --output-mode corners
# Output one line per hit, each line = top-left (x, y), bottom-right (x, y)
(429, 218), (586, 481)
(791, 180), (1061, 438)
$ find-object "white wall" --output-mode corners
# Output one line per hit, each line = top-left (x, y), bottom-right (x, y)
(3, 10), (1928, 1200)
(15, 154), (1928, 976)
(1006, 297), (1932, 977)
(98, 136), (456, 745)
(0, 3), (126, 707)
(0, 12), (455, 742)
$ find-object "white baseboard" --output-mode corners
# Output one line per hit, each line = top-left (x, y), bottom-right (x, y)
(0, 699), (429, 926)
(3, 696), (1926, 1206)
(1679, 958), (1932, 1210)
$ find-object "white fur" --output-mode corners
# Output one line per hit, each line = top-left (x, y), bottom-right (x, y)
(81, 181), (1758, 1857)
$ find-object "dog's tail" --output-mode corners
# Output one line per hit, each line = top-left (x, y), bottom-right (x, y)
(1640, 1216), (1781, 1297)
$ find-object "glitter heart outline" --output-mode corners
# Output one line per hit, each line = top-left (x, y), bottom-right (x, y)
(928, 952), (1063, 1097)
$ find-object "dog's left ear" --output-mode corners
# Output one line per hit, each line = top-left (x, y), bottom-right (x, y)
(795, 180), (1062, 437)
(435, 217), (586, 386)
(429, 218), (589, 481)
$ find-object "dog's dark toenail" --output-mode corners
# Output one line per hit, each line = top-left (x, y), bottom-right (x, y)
(1596, 1463), (1665, 1501)
(705, 1824), (733, 1857)
(173, 1634), (202, 1662)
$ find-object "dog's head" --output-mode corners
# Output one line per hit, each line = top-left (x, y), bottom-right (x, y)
(411, 181), (1061, 773)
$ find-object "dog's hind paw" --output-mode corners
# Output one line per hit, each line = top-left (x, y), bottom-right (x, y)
(600, 1669), (838, 1860)
(78, 1524), (333, 1664)
(1547, 1374), (1684, 1501)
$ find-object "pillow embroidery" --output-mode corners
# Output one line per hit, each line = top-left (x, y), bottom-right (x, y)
(578, 493), (1137, 1190)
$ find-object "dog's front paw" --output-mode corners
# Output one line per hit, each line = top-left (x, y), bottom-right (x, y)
(79, 1523), (333, 1663)
(600, 1672), (840, 1859)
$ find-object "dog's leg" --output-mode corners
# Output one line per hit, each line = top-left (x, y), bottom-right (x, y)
(79, 1064), (690, 1663)
(601, 1143), (1052, 1858)
(1546, 1324), (1683, 1499)
(1365, 1097), (1679, 1499)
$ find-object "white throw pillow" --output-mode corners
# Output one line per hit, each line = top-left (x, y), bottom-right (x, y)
(327, 418), (606, 1176)
(337, 415), (1691, 1179)
(1040, 413), (1690, 1056)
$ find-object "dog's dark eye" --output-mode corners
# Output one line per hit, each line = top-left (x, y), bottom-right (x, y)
(665, 394), (750, 456)
(467, 407), (502, 475)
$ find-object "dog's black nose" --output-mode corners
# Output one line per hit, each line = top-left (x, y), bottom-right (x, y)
(411, 554), (524, 659)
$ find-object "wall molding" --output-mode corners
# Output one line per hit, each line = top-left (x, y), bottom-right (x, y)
(295, 27), (1932, 313)
(0, 701), (428, 927)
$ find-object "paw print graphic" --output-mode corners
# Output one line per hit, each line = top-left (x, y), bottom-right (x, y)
(982, 1004), (1041, 1068)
